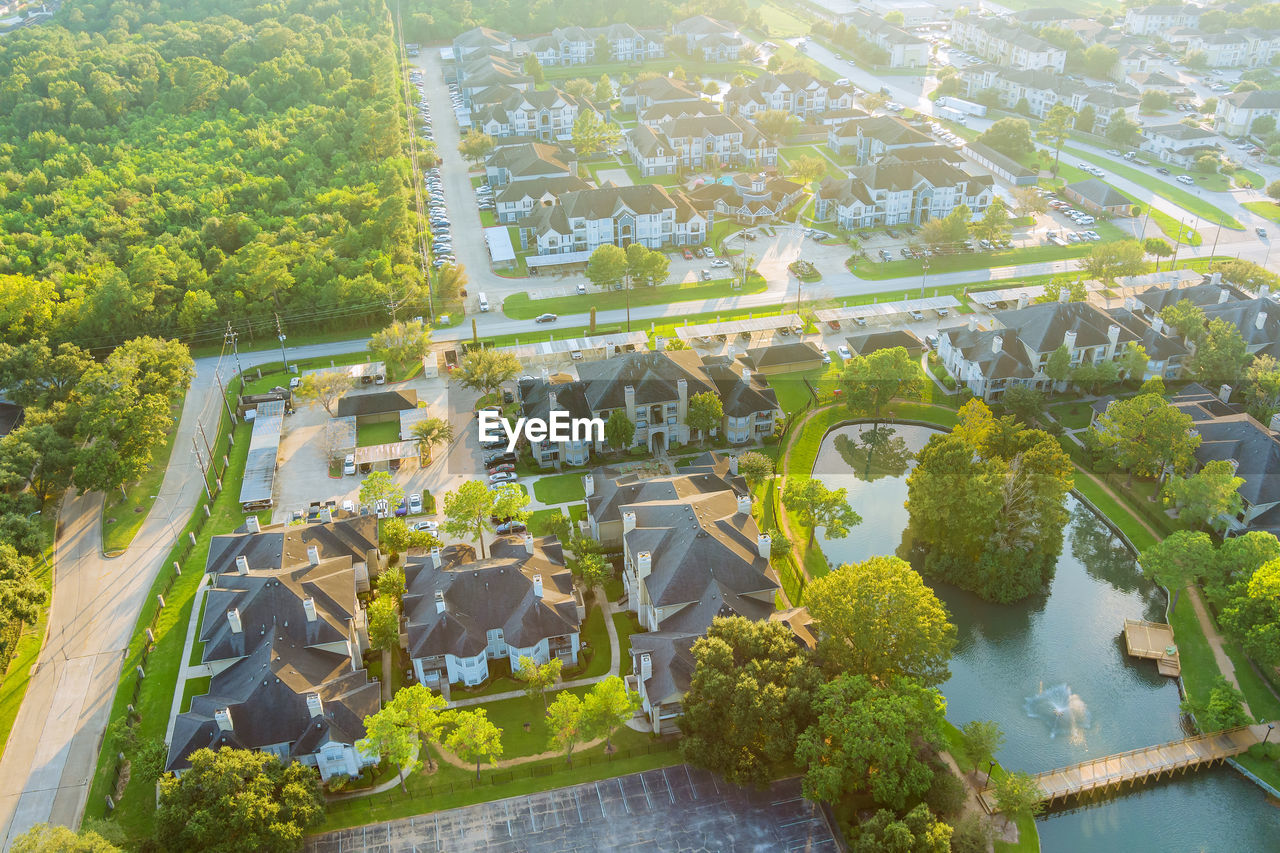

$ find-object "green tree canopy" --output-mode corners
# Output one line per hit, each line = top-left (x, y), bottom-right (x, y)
(604, 409), (635, 450)
(586, 244), (628, 291)
(1161, 460), (1245, 532)
(781, 478), (862, 546)
(685, 391), (723, 443)
(1138, 529), (1216, 613)
(452, 349), (521, 399)
(445, 708), (504, 781)
(976, 117), (1033, 158)
(442, 480), (496, 558)
(839, 346), (923, 425)
(1090, 393), (1200, 482)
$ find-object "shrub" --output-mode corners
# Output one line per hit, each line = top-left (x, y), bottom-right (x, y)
(923, 765), (967, 816)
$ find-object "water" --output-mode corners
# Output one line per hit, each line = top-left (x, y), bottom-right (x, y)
(811, 423), (1280, 853)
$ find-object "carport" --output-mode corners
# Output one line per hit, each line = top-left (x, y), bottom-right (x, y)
(496, 332), (648, 366)
(239, 400), (285, 511)
(969, 282), (1105, 310)
(351, 441), (421, 473)
(673, 313), (806, 343)
(525, 250), (592, 274)
(815, 295), (961, 326)
(484, 227), (516, 269)
(301, 361), (386, 385)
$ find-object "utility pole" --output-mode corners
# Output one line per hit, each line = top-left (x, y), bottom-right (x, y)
(274, 313), (290, 373)
(1209, 215), (1222, 264)
(225, 323), (243, 378)
(191, 436), (213, 502)
(919, 258), (930, 298)
(213, 368), (237, 426)
(197, 421), (214, 466)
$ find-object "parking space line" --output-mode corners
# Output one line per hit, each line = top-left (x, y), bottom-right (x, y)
(640, 773), (653, 810)
(660, 767), (675, 803)
(617, 777), (630, 815)
(684, 763), (697, 800)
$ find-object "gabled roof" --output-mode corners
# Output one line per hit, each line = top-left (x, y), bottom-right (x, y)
(486, 142), (576, 178)
(1172, 384), (1280, 508)
(845, 329), (923, 356)
(1064, 178), (1131, 209)
(335, 389), (417, 418)
(496, 175), (591, 203)
(1144, 122), (1217, 142)
(1223, 89), (1280, 110)
(943, 327), (1036, 381)
(991, 300), (1141, 354)
(205, 515), (378, 576)
(741, 340), (824, 369)
(674, 14), (735, 36)
(403, 538), (579, 659)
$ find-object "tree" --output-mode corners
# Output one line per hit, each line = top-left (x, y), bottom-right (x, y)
(685, 391), (723, 444)
(738, 451), (774, 491)
(1119, 341), (1149, 382)
(1141, 89), (1172, 112)
(787, 154), (827, 186)
(885, 9), (905, 25)
(1011, 186), (1048, 218)
(1138, 529), (1215, 614)
(491, 482), (531, 526)
(1268, 179), (1280, 203)
(1037, 103), (1075, 175)
(1161, 298), (1207, 344)
(678, 617), (821, 788)
(1000, 385), (1045, 427)
(839, 347), (923, 427)
(1105, 112), (1142, 146)
(565, 78), (594, 98)
(1045, 344), (1072, 385)
(1181, 676), (1252, 730)
(1079, 239), (1145, 284)
(1035, 277), (1087, 304)
(1207, 531), (1280, 607)
(1091, 393), (1199, 482)
(570, 110), (621, 157)
(442, 480), (496, 558)
(377, 565), (407, 602)
(523, 53), (544, 85)
(295, 369), (354, 417)
(586, 244), (628, 291)
(411, 416), (454, 461)
(958, 719), (1005, 776)
(804, 556), (956, 686)
(1244, 354), (1280, 421)
(848, 805), (952, 853)
(1221, 560), (1280, 668)
(1082, 44), (1119, 77)
(379, 518), (441, 563)
(755, 109), (798, 142)
(445, 709), (504, 781)
(359, 471), (404, 513)
(795, 674), (945, 809)
(919, 204), (971, 252)
(604, 409), (635, 451)
(626, 242), (670, 288)
(155, 747), (324, 851)
(546, 690), (587, 765)
(387, 683), (452, 772)
(976, 117), (1033, 158)
(594, 74), (614, 103)
(458, 129), (495, 165)
(573, 550), (610, 591)
(582, 675), (642, 752)
(782, 478), (862, 546)
(0, 544), (47, 630)
(434, 262), (468, 301)
(1190, 317), (1248, 385)
(357, 704), (419, 792)
(368, 596), (401, 653)
(452, 349), (521, 400)
(1075, 103), (1097, 134)
(1144, 237), (1173, 270)
(1162, 460), (1245, 532)
(515, 655), (563, 712)
(971, 196), (1012, 244)
(12, 825), (121, 852)
(992, 771), (1045, 828)
(369, 319), (431, 376)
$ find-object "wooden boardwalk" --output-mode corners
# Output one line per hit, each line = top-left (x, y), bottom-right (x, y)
(978, 725), (1264, 812)
(1123, 618), (1181, 676)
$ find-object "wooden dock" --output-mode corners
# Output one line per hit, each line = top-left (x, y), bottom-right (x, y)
(978, 725), (1263, 812)
(1123, 618), (1181, 676)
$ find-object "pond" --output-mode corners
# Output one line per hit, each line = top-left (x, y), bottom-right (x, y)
(811, 422), (1280, 853)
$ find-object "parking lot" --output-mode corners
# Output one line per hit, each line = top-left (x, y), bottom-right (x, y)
(306, 765), (839, 853)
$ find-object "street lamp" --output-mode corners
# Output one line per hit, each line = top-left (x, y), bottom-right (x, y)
(986, 759), (996, 784)
(919, 257), (930, 298)
(1264, 723), (1275, 745)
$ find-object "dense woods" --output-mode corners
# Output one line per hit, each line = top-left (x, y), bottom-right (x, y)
(0, 0), (419, 350)
(398, 0), (751, 42)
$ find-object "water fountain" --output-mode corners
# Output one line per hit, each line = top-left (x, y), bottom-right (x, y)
(1025, 683), (1092, 744)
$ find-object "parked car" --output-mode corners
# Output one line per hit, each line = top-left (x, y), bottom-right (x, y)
(1258, 227), (1269, 238)
(414, 520), (439, 532)
(489, 471), (518, 483)
(408, 492), (423, 514)
(488, 463), (515, 474)
(909, 310), (925, 321)
(496, 520), (527, 535)
(682, 248), (694, 260)
(710, 258), (730, 268)
(837, 345), (852, 361)
(700, 269), (712, 281)
(827, 320), (841, 331)
(534, 313), (558, 323)
(394, 499), (408, 517)
(343, 454), (356, 476)
(1177, 175), (1195, 185)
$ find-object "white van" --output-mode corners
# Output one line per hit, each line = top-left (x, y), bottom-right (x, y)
(478, 293), (490, 312)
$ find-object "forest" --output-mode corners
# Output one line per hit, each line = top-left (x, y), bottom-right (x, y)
(0, 0), (420, 351)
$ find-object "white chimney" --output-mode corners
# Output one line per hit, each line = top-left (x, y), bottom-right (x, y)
(1219, 286), (1231, 304)
(227, 608), (242, 634)
(306, 693), (324, 718)
(636, 551), (652, 575)
(540, 367), (550, 382)
(1058, 286), (1069, 303)
(583, 474), (595, 497)
(729, 455), (739, 475)
(1152, 315), (1165, 335)
(1257, 311), (1268, 331)
(1017, 294), (1029, 309)
(1107, 324), (1120, 346)
(991, 334), (1003, 354)
(307, 545), (320, 566)
(757, 533), (772, 559)
(1210, 271), (1223, 286)
(1124, 295), (1137, 310)
(1262, 285), (1271, 299)
(967, 315), (978, 332)
(737, 494), (752, 515)
(640, 652), (652, 682)
(434, 590), (446, 614)
(214, 707), (233, 732)
(1219, 384), (1232, 404)
(623, 511), (637, 533)
(524, 533), (535, 555)
(235, 555), (249, 575)
(548, 390), (558, 412)
(741, 366), (751, 384)
(303, 596), (317, 622)
(429, 545), (442, 568)
(245, 516), (260, 534)
(1270, 412), (1280, 433)
(1063, 330), (1077, 352)
(532, 574), (543, 598)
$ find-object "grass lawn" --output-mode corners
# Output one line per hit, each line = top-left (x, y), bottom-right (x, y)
(479, 209), (497, 227)
(1047, 400), (1097, 430)
(532, 472), (586, 505)
(752, 0), (810, 37)
(0, 515), (56, 761)
(612, 612), (642, 676)
(178, 675), (211, 714)
(1147, 207), (1203, 246)
(502, 273), (767, 320)
(526, 507), (567, 536)
(1243, 200), (1280, 224)
(766, 366), (831, 417)
(940, 721), (1041, 852)
(357, 419), (402, 447)
(1061, 147), (1244, 229)
(101, 396), (187, 554)
(852, 236), (1113, 281)
(1232, 168), (1265, 189)
(575, 604), (612, 680)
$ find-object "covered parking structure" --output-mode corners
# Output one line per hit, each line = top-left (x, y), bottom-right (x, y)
(524, 250), (593, 275)
(301, 361), (386, 385)
(351, 440), (421, 473)
(484, 226), (517, 270)
(673, 314), (806, 343)
(814, 296), (961, 327)
(239, 400), (285, 511)
(495, 332), (648, 367)
(968, 282), (1105, 311)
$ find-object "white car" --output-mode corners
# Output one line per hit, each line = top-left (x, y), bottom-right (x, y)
(343, 454), (356, 476)
(909, 310), (925, 321)
(408, 492), (423, 514)
(414, 519), (439, 532)
(710, 258), (730, 268)
(374, 499), (389, 518)
(341, 499), (355, 513)
(837, 345), (853, 361)
(1176, 174), (1195, 185)
(489, 471), (518, 483)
